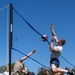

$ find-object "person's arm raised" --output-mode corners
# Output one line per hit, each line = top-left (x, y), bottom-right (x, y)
(20, 49), (36, 61)
(50, 24), (58, 42)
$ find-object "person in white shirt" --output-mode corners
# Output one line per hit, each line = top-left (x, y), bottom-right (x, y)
(49, 24), (73, 75)
(3, 66), (9, 75)
(0, 73), (3, 75)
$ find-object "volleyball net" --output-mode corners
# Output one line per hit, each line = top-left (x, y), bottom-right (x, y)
(0, 4), (50, 74)
(11, 7), (50, 72)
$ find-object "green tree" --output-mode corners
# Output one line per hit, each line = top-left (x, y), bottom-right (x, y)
(72, 67), (75, 73)
(11, 62), (15, 71)
(0, 65), (6, 73)
(37, 67), (45, 75)
(37, 67), (50, 75)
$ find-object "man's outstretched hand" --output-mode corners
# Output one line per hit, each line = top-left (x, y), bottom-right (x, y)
(32, 49), (37, 53)
(50, 23), (54, 29)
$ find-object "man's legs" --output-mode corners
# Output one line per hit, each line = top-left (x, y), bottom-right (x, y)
(50, 64), (67, 75)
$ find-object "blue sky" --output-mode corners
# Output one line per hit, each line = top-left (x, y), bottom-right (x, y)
(0, 0), (75, 74)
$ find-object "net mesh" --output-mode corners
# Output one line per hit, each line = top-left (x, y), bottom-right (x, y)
(12, 9), (50, 73)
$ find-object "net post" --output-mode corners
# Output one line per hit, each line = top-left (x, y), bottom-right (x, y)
(9, 3), (13, 75)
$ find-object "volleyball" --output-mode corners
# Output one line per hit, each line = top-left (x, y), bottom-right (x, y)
(41, 35), (48, 42)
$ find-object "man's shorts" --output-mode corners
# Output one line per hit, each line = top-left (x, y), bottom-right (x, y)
(50, 58), (60, 67)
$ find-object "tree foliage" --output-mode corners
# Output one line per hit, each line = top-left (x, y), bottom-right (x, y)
(37, 67), (50, 75)
(72, 67), (75, 73)
(0, 65), (6, 73)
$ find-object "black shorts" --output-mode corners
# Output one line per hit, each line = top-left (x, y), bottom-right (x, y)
(50, 58), (60, 67)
